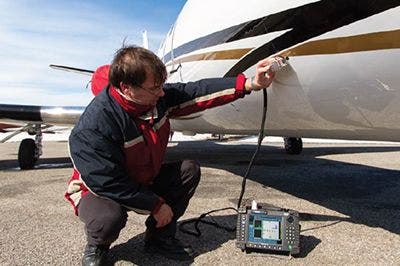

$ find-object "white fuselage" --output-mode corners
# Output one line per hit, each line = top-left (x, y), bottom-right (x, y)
(158, 0), (400, 141)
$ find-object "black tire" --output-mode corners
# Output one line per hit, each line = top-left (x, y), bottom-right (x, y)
(284, 137), (303, 155)
(18, 138), (37, 170)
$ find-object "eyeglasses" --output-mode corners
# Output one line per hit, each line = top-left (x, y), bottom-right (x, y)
(137, 84), (164, 96)
(121, 82), (164, 97)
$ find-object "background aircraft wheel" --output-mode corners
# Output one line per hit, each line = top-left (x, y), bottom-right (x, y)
(284, 137), (303, 154)
(18, 138), (37, 169)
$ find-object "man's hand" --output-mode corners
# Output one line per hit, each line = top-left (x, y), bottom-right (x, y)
(245, 56), (286, 92)
(153, 203), (174, 228)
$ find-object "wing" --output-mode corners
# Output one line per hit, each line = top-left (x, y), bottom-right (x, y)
(0, 103), (84, 126)
(0, 103), (85, 169)
(49, 64), (94, 76)
(0, 103), (84, 143)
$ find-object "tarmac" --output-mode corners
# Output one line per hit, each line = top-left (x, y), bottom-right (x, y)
(0, 139), (400, 265)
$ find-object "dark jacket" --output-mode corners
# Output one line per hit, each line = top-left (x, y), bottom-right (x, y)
(65, 74), (248, 215)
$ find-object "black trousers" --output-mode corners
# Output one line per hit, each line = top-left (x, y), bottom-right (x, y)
(78, 160), (201, 246)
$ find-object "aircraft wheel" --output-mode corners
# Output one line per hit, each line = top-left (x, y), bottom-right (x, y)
(18, 138), (37, 169)
(284, 137), (303, 154)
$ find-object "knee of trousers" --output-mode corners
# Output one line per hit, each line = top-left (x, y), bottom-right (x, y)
(182, 159), (201, 187)
(87, 207), (127, 243)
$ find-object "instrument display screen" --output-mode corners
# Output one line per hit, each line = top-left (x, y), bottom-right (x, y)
(248, 214), (282, 244)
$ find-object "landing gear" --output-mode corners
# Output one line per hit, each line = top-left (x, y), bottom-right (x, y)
(0, 123), (48, 169)
(17, 124), (43, 169)
(284, 137), (303, 155)
(18, 138), (38, 169)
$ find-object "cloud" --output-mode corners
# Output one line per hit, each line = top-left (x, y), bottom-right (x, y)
(2, 84), (94, 106)
(0, 1), (170, 106)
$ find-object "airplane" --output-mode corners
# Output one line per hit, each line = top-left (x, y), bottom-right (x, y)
(1, 0), (399, 170)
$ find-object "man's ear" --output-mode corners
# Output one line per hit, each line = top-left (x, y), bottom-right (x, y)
(120, 82), (128, 93)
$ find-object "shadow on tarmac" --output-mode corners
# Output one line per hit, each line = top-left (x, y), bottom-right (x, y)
(0, 157), (72, 171)
(108, 214), (321, 265)
(108, 215), (236, 265)
(165, 141), (400, 236)
(107, 135), (399, 265)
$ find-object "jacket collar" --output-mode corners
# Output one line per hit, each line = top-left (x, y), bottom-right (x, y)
(109, 86), (157, 120)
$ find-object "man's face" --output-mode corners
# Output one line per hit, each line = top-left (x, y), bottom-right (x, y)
(121, 70), (165, 106)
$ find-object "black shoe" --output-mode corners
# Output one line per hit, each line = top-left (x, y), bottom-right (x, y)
(145, 236), (197, 261)
(81, 244), (109, 266)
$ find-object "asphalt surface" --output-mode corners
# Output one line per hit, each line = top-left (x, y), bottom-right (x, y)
(1, 140), (400, 265)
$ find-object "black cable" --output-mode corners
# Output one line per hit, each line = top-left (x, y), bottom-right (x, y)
(179, 207), (237, 237)
(237, 88), (268, 209)
(179, 88), (268, 237)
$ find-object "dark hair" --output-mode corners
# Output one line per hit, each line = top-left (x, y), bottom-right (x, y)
(109, 45), (167, 89)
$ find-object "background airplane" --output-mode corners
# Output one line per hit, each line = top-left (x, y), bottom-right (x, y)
(1, 0), (399, 169)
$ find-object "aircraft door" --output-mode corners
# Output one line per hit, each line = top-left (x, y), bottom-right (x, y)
(164, 22), (183, 82)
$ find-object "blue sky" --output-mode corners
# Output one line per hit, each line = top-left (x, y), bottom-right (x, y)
(0, 0), (186, 106)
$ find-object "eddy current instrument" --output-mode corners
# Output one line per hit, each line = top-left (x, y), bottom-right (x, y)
(236, 201), (300, 255)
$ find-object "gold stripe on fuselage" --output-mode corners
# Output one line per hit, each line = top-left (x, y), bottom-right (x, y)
(165, 29), (400, 66)
(281, 29), (400, 57)
(166, 48), (252, 66)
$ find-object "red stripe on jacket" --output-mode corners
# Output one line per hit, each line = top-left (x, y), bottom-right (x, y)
(169, 74), (247, 117)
